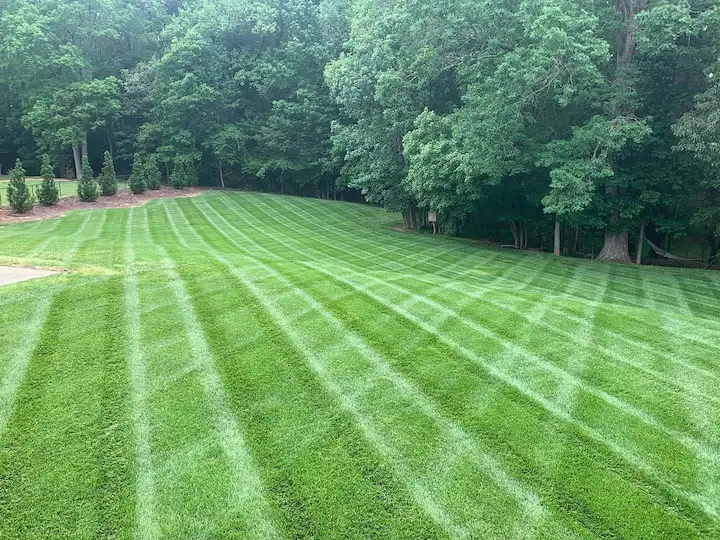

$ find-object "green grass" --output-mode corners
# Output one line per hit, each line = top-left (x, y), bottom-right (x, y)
(0, 191), (719, 538)
(0, 178), (78, 206)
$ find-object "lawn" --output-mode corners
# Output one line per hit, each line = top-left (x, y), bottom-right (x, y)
(0, 191), (719, 539)
(0, 178), (78, 206)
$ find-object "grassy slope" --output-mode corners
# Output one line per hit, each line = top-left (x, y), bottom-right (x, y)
(0, 191), (719, 538)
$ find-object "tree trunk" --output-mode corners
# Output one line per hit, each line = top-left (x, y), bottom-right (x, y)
(554, 217), (561, 256)
(635, 221), (645, 264)
(510, 222), (519, 248)
(81, 134), (88, 158)
(72, 145), (82, 180)
(599, 186), (632, 262)
(709, 237), (718, 262)
(598, 230), (632, 262)
(218, 160), (225, 188)
(409, 204), (417, 230)
(106, 121), (114, 156)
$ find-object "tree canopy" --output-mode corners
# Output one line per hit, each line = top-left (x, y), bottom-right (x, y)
(1, 0), (718, 260)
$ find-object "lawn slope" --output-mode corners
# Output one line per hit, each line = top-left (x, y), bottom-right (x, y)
(0, 191), (719, 538)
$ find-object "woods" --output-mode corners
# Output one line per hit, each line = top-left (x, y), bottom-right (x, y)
(1, 0), (719, 261)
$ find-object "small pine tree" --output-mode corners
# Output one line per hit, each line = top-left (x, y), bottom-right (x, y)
(185, 159), (199, 187)
(145, 158), (161, 190)
(37, 154), (60, 206)
(7, 158), (34, 213)
(99, 151), (118, 196)
(77, 156), (100, 202)
(170, 158), (186, 189)
(129, 155), (147, 194)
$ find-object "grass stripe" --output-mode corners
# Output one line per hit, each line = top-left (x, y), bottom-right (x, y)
(142, 207), (281, 539)
(123, 207), (157, 540)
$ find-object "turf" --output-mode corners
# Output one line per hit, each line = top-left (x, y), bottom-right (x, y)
(0, 190), (719, 539)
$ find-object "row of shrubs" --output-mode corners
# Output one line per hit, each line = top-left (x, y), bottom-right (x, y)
(5, 152), (197, 214)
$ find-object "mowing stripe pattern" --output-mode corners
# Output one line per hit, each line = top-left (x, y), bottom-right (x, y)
(0, 191), (718, 538)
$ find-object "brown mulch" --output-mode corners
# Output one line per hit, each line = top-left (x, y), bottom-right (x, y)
(0, 186), (205, 224)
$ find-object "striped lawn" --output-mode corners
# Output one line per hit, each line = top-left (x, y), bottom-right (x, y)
(0, 191), (719, 539)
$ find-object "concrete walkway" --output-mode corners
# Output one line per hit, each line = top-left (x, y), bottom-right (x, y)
(0, 266), (58, 286)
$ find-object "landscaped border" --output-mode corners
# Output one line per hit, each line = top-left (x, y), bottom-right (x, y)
(0, 186), (205, 224)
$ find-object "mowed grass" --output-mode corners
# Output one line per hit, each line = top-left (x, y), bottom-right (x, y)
(0, 191), (719, 539)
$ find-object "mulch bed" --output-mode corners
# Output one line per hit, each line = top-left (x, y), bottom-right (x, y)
(0, 186), (205, 224)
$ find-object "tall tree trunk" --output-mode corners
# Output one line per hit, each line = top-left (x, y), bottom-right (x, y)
(409, 203), (417, 230)
(106, 120), (114, 156)
(72, 145), (82, 180)
(554, 217), (561, 256)
(510, 222), (519, 248)
(81, 133), (88, 159)
(218, 160), (225, 188)
(598, 231), (631, 262)
(635, 221), (645, 264)
(573, 227), (580, 253)
(598, 186), (632, 262)
(709, 236), (718, 262)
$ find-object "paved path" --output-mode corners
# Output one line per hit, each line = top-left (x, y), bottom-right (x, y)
(0, 266), (58, 286)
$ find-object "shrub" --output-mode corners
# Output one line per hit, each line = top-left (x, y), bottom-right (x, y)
(185, 159), (199, 187)
(170, 158), (186, 189)
(98, 151), (118, 196)
(145, 158), (161, 190)
(7, 158), (34, 213)
(77, 156), (100, 202)
(37, 154), (60, 206)
(129, 155), (147, 194)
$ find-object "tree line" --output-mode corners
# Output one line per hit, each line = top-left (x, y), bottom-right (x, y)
(1, 0), (718, 261)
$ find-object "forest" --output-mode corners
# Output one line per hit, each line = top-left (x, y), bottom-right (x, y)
(1, 0), (719, 262)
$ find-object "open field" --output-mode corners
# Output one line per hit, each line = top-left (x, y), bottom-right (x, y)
(0, 178), (78, 206)
(0, 191), (719, 538)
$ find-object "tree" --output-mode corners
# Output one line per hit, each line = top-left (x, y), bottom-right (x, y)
(129, 155), (148, 195)
(184, 158), (198, 187)
(37, 154), (60, 206)
(170, 158), (186, 189)
(145, 157), (161, 190)
(77, 156), (99, 202)
(6, 158), (34, 213)
(99, 151), (118, 196)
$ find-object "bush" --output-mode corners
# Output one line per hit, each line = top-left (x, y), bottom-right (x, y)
(7, 158), (34, 213)
(99, 151), (118, 196)
(145, 158), (161, 190)
(185, 160), (199, 187)
(129, 155), (147, 194)
(170, 158), (186, 189)
(77, 156), (100, 202)
(37, 154), (60, 206)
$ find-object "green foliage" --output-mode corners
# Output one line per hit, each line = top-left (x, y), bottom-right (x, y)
(129, 155), (147, 195)
(77, 156), (99, 202)
(99, 151), (118, 196)
(145, 157), (161, 190)
(37, 154), (60, 206)
(6, 158), (34, 213)
(170, 158), (186, 190)
(184, 159), (198, 187)
(1, 0), (720, 257)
